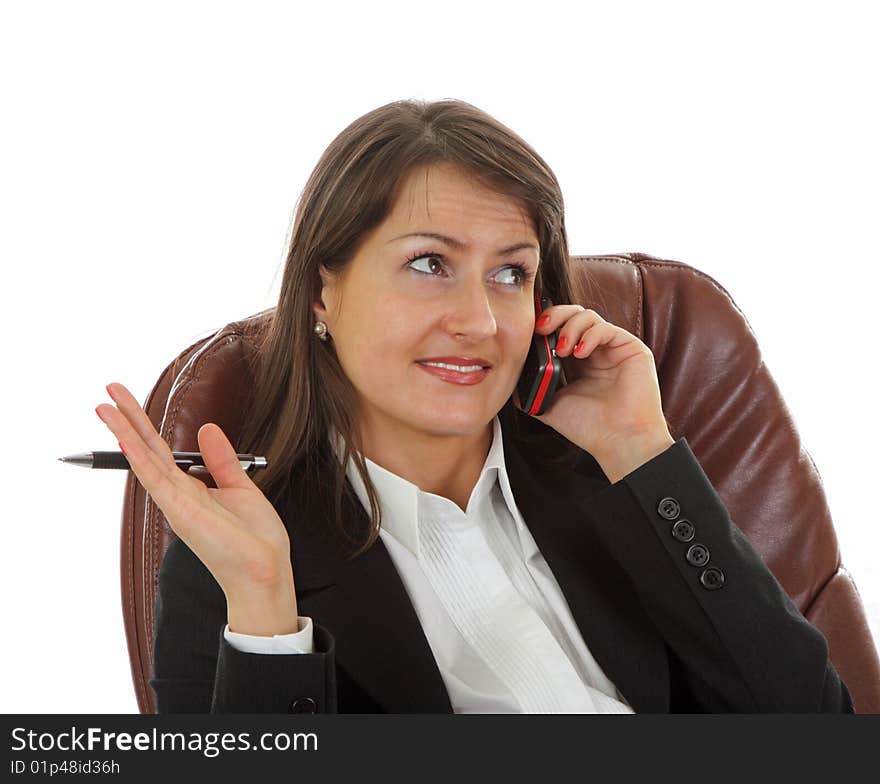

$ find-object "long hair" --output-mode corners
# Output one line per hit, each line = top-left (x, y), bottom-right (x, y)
(237, 98), (595, 559)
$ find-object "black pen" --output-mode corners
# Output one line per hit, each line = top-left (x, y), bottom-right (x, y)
(58, 451), (268, 472)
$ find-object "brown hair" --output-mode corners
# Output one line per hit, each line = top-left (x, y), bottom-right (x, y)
(237, 98), (592, 559)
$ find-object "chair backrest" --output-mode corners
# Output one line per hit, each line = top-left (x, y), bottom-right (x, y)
(121, 252), (880, 713)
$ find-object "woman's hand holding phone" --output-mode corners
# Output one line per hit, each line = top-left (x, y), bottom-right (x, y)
(95, 382), (300, 636)
(528, 304), (675, 481)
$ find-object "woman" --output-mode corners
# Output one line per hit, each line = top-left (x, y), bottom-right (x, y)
(96, 98), (853, 713)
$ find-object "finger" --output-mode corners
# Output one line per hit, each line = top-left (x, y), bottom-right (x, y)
(95, 401), (236, 559)
(570, 322), (615, 357)
(197, 422), (255, 491)
(95, 402), (194, 516)
(535, 304), (586, 333)
(569, 322), (641, 360)
(552, 308), (603, 355)
(104, 382), (179, 470)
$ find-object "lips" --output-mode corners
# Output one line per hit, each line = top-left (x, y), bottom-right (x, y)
(416, 361), (491, 386)
(415, 356), (493, 368)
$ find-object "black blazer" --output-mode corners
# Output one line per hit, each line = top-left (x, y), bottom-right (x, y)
(149, 404), (854, 714)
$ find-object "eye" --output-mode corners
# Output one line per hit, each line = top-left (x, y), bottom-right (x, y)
(405, 251), (447, 277)
(495, 264), (531, 287)
(405, 250), (534, 288)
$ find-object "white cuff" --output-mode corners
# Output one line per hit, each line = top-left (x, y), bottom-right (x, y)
(223, 615), (315, 654)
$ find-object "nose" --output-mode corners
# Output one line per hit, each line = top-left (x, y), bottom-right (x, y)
(442, 279), (498, 341)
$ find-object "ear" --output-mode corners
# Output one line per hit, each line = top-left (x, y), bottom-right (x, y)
(313, 263), (336, 324)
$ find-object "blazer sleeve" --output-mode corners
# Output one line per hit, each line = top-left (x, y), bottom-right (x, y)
(579, 436), (855, 713)
(149, 535), (338, 713)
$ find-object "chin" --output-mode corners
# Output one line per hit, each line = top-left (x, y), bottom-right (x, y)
(406, 402), (497, 436)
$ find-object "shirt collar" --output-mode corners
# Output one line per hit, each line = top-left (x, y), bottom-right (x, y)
(328, 415), (510, 559)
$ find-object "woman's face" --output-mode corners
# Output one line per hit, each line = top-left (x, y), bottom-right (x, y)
(314, 162), (541, 448)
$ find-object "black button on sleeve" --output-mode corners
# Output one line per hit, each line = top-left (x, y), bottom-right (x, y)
(657, 497), (680, 520)
(289, 697), (317, 713)
(686, 543), (710, 567)
(671, 519), (695, 542)
(699, 567), (725, 590)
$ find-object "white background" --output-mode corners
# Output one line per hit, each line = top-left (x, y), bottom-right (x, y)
(1, 0), (876, 712)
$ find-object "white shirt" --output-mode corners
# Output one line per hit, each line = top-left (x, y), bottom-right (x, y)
(224, 415), (634, 714)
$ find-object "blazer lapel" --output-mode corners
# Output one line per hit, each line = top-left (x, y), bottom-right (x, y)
(280, 408), (670, 714)
(281, 462), (455, 714)
(499, 414), (671, 713)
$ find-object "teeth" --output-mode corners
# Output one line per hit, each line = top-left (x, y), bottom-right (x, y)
(420, 361), (486, 372)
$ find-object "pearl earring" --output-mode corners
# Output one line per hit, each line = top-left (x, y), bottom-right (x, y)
(314, 321), (330, 341)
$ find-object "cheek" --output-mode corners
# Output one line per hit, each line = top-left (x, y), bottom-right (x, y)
(511, 323), (535, 359)
(377, 311), (417, 355)
(343, 306), (416, 364)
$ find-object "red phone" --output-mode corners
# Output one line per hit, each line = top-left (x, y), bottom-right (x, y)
(513, 293), (567, 415)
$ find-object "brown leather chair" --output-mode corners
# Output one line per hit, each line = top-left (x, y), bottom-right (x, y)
(121, 252), (880, 714)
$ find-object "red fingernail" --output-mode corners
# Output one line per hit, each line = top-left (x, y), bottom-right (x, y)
(95, 406), (106, 422)
(574, 341), (584, 354)
(557, 335), (568, 351)
(536, 314), (550, 327)
(118, 441), (128, 456)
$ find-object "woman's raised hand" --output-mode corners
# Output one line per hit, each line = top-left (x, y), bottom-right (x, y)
(96, 382), (298, 632)
(530, 305), (675, 483)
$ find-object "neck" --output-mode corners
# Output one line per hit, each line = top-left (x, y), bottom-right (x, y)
(358, 416), (494, 513)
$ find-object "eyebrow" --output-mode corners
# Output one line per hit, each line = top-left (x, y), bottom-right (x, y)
(389, 232), (539, 256)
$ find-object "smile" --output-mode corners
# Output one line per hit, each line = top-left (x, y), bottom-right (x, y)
(420, 361), (485, 372)
(416, 361), (491, 385)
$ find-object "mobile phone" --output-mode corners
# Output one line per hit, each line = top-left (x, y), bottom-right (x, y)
(513, 293), (567, 415)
